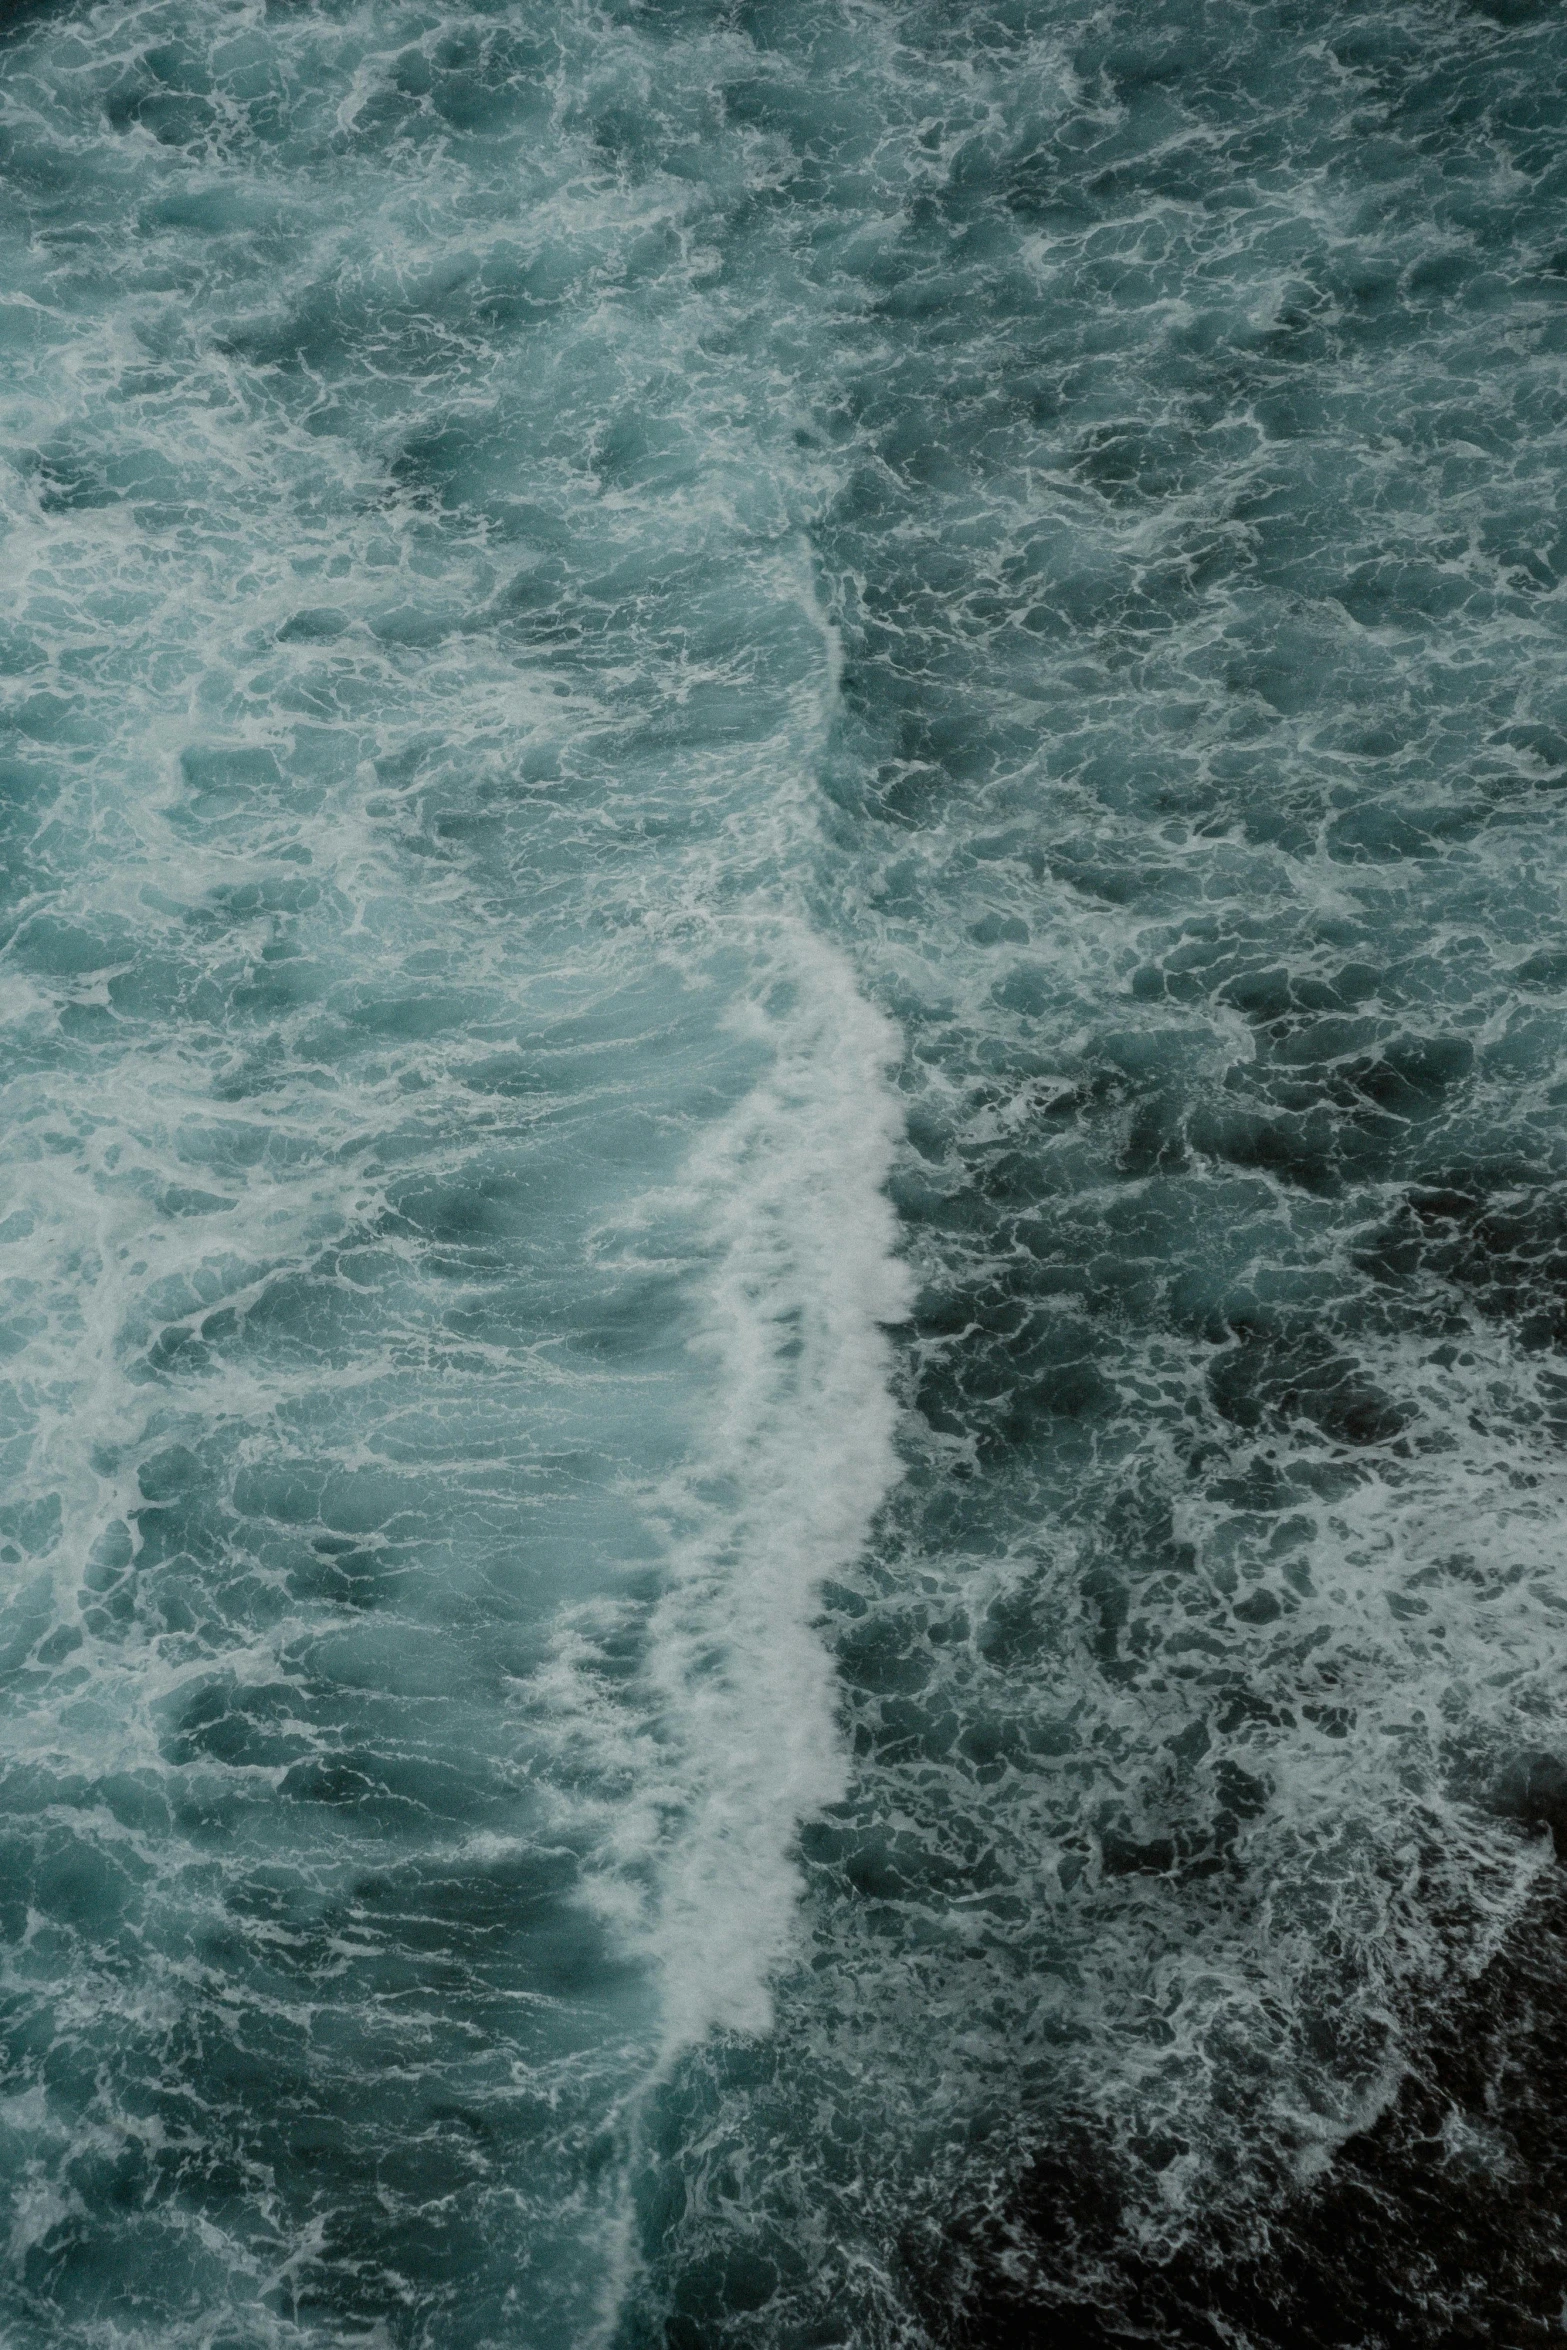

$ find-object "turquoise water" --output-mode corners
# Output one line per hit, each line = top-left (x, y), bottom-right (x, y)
(3, 1), (1567, 2342)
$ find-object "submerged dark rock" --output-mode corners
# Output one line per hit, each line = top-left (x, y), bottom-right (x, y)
(909, 1862), (1567, 2348)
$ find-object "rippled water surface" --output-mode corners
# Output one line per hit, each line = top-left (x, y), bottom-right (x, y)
(4, 0), (1567, 2342)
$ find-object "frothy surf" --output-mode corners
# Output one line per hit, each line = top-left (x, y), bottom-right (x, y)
(560, 917), (910, 2341)
(7, 0), (1567, 2343)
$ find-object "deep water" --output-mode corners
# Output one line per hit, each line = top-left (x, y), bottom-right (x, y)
(4, 0), (1567, 2343)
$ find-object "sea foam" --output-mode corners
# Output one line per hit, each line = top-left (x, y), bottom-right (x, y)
(641, 919), (910, 2059)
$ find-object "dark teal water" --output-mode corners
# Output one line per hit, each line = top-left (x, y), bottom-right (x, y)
(4, 1), (1567, 2342)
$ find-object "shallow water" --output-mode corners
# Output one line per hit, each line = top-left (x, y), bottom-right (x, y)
(3, 1), (1567, 2342)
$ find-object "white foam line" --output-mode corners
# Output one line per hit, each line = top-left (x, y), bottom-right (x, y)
(588, 912), (911, 2338)
(647, 917), (910, 2057)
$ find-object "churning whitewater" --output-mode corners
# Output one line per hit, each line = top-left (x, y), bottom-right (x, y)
(5, 0), (1567, 2343)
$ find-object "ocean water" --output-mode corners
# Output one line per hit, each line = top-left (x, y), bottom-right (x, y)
(3, 0), (1567, 2342)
